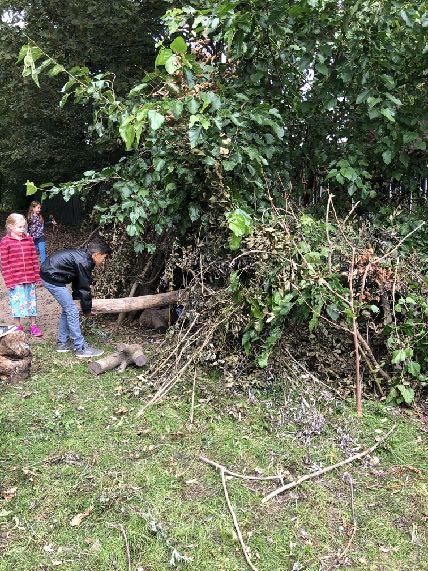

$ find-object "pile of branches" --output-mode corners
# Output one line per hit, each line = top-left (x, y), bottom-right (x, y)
(135, 198), (428, 414)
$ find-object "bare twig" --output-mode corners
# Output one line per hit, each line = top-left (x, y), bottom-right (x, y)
(336, 472), (357, 561)
(325, 193), (333, 274)
(199, 455), (285, 482)
(376, 222), (425, 263)
(116, 280), (139, 328)
(189, 369), (197, 424)
(262, 424), (396, 503)
(349, 248), (362, 416)
(220, 467), (259, 571)
(108, 523), (131, 571)
(343, 201), (360, 226)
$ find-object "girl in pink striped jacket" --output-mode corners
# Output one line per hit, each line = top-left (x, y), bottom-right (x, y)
(0, 213), (43, 336)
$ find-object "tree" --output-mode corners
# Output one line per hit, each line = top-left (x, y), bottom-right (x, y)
(0, 0), (165, 208)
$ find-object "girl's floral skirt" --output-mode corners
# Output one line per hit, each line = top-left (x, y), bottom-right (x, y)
(8, 284), (37, 318)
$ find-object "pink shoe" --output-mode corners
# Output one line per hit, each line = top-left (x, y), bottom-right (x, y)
(29, 325), (43, 337)
(16, 325), (24, 332)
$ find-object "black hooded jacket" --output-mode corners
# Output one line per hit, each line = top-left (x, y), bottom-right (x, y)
(40, 249), (95, 313)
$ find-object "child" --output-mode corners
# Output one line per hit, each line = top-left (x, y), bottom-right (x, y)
(0, 213), (43, 336)
(40, 237), (111, 357)
(27, 201), (57, 263)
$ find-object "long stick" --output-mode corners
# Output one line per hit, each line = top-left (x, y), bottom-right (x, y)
(349, 248), (362, 416)
(189, 369), (197, 424)
(220, 468), (259, 571)
(376, 222), (425, 263)
(108, 523), (131, 571)
(116, 280), (139, 327)
(199, 456), (285, 482)
(262, 424), (396, 503)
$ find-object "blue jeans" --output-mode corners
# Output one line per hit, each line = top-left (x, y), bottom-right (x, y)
(34, 238), (46, 264)
(41, 280), (85, 349)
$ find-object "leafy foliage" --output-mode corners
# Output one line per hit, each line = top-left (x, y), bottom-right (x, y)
(0, 0), (165, 207)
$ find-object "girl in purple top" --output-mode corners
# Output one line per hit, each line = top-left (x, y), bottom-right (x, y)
(27, 201), (57, 263)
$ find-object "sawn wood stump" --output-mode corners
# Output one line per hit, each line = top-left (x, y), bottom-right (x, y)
(0, 330), (32, 383)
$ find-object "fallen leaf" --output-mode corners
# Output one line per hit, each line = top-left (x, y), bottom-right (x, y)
(90, 539), (101, 553)
(70, 506), (93, 527)
(1, 487), (17, 501)
(114, 407), (128, 416)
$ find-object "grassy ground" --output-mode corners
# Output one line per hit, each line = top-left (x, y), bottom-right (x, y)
(0, 340), (427, 571)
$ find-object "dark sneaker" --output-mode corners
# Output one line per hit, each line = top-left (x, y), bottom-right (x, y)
(56, 341), (74, 352)
(75, 345), (104, 358)
(0, 325), (17, 338)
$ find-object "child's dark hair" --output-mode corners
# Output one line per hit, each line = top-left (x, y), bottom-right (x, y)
(86, 237), (112, 255)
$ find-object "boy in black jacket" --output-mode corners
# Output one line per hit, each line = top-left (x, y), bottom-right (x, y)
(41, 237), (111, 358)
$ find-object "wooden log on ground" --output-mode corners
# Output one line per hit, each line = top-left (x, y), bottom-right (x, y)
(88, 343), (147, 375)
(91, 290), (180, 314)
(117, 343), (147, 367)
(88, 352), (122, 375)
(0, 330), (31, 358)
(0, 355), (32, 383)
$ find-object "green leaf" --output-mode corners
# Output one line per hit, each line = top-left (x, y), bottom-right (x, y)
(382, 150), (393, 165)
(315, 63), (329, 76)
(188, 126), (203, 148)
(169, 100), (183, 118)
(413, 140), (426, 151)
(48, 64), (65, 77)
(385, 93), (402, 106)
(188, 203), (200, 221)
(148, 110), (165, 131)
(326, 305), (340, 321)
(187, 98), (199, 114)
(257, 351), (269, 368)
(17, 44), (30, 63)
(403, 131), (418, 144)
(400, 10), (413, 27)
(380, 108), (395, 122)
(406, 361), (421, 377)
(155, 48), (173, 67)
(119, 119), (135, 150)
(391, 348), (407, 364)
(226, 209), (253, 238)
(396, 384), (415, 405)
(25, 180), (38, 196)
(170, 36), (187, 54)
(165, 55), (180, 75)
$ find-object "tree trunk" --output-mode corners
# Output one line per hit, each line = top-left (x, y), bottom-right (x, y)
(91, 290), (181, 314)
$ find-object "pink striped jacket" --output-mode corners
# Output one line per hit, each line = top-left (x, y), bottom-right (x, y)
(0, 234), (40, 289)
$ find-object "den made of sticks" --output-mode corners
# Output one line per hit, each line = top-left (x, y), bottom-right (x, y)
(1, 1), (427, 569)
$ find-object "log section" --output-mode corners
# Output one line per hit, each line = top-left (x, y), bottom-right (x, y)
(91, 290), (180, 314)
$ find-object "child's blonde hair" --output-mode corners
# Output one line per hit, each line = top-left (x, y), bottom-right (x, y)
(6, 213), (27, 234)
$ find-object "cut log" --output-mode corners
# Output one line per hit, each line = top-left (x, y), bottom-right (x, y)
(0, 355), (32, 383)
(88, 352), (122, 375)
(91, 290), (181, 314)
(117, 343), (147, 367)
(88, 343), (147, 375)
(0, 330), (31, 358)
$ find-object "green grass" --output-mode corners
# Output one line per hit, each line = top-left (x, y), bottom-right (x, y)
(0, 342), (427, 570)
